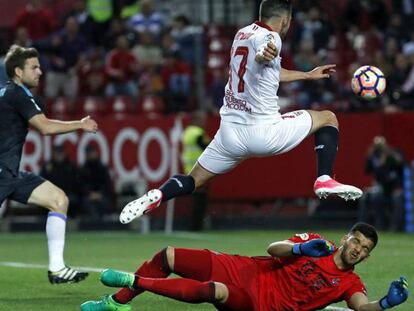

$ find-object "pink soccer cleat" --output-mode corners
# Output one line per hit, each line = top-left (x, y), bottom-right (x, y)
(314, 177), (362, 201)
(119, 189), (163, 224)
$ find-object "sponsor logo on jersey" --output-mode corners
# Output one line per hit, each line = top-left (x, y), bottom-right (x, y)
(224, 90), (252, 114)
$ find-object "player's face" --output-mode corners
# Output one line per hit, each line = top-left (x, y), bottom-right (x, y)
(21, 57), (42, 88)
(340, 231), (374, 267)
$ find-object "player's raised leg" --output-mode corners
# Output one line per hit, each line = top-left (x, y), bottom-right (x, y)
(120, 163), (216, 224)
(27, 181), (88, 283)
(307, 110), (362, 200)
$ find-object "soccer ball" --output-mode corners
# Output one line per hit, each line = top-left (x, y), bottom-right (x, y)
(351, 66), (386, 100)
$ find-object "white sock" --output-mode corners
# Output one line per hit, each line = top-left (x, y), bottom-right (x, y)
(317, 175), (331, 182)
(46, 212), (67, 272)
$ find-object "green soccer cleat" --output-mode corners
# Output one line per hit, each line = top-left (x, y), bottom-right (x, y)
(100, 269), (135, 288)
(80, 295), (131, 311)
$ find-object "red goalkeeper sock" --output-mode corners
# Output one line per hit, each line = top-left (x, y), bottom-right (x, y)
(113, 248), (170, 304)
(135, 276), (216, 303)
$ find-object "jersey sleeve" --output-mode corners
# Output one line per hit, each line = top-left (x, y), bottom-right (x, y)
(343, 276), (367, 304)
(13, 89), (44, 121)
(253, 31), (282, 56)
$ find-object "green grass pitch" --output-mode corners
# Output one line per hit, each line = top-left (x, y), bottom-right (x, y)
(0, 230), (412, 311)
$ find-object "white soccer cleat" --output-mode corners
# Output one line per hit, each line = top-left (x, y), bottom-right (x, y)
(119, 189), (163, 224)
(314, 177), (363, 201)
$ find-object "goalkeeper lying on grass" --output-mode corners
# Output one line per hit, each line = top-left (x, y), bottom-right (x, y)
(82, 222), (408, 311)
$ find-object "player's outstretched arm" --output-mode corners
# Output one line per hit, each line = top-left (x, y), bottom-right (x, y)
(348, 277), (408, 311)
(267, 239), (334, 258)
(29, 114), (98, 135)
(280, 65), (336, 82)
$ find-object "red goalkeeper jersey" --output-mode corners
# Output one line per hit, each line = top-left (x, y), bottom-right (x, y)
(254, 232), (366, 310)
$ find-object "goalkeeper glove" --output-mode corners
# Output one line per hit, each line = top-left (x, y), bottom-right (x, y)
(292, 239), (335, 257)
(379, 277), (409, 309)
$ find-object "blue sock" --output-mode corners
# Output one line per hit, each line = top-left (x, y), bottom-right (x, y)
(159, 175), (195, 202)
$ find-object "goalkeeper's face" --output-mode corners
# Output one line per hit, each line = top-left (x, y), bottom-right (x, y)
(340, 231), (375, 267)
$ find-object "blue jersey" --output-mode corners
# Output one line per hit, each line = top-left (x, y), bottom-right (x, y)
(0, 81), (43, 175)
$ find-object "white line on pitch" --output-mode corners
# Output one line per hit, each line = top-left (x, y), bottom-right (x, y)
(0, 261), (104, 273)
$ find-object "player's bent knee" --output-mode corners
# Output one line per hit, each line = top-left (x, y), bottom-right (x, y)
(165, 246), (175, 271)
(214, 282), (229, 303)
(49, 192), (69, 214)
(321, 110), (338, 127)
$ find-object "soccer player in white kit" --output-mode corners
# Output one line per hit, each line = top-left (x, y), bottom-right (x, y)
(119, 0), (363, 224)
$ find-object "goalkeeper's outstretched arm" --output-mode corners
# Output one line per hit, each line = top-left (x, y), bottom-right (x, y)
(348, 277), (408, 311)
(267, 239), (335, 258)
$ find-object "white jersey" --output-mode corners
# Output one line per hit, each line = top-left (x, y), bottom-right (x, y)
(220, 21), (283, 125)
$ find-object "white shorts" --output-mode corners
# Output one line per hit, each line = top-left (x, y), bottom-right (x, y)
(198, 110), (312, 174)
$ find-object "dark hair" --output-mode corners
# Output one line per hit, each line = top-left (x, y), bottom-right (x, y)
(349, 222), (378, 248)
(4, 45), (39, 78)
(260, 0), (292, 21)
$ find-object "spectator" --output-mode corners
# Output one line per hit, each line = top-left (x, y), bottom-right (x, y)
(290, 6), (333, 55)
(14, 27), (33, 48)
(14, 0), (57, 41)
(386, 53), (410, 106)
(400, 49), (414, 109)
(161, 52), (192, 113)
(103, 18), (138, 51)
(40, 145), (81, 217)
(118, 0), (139, 20)
(64, 0), (90, 34)
(78, 50), (108, 96)
(360, 136), (405, 231)
(132, 31), (163, 67)
(80, 144), (113, 220)
(80, 0), (113, 46)
(160, 32), (180, 57)
(105, 35), (139, 98)
(171, 15), (202, 65)
(392, 0), (414, 30)
(128, 0), (165, 37)
(138, 65), (164, 95)
(343, 0), (389, 32)
(43, 16), (88, 99)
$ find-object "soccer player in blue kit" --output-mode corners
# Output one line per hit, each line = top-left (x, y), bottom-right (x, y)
(0, 45), (97, 283)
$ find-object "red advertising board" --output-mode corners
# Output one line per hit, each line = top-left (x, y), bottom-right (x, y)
(21, 112), (414, 200)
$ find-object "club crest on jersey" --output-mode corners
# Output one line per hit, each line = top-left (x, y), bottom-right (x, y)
(265, 33), (275, 43)
(331, 278), (340, 286)
(295, 233), (310, 241)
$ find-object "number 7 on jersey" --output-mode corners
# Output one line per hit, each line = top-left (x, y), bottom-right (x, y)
(229, 46), (249, 93)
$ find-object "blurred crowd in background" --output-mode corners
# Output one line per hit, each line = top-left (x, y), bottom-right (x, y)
(0, 0), (414, 117)
(0, 0), (413, 231)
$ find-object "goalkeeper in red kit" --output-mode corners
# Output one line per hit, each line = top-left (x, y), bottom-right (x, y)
(81, 222), (408, 311)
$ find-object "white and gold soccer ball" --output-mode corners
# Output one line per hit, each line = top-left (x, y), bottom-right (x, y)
(351, 66), (386, 100)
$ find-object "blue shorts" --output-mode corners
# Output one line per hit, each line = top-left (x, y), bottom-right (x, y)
(0, 168), (45, 204)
